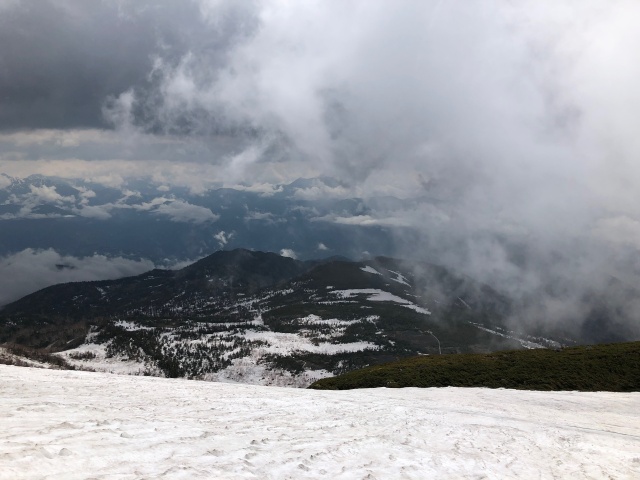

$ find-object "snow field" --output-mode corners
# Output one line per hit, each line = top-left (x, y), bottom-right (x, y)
(113, 320), (154, 331)
(332, 289), (431, 315)
(59, 312), (381, 386)
(1, 365), (639, 479)
(58, 343), (161, 376)
(183, 326), (378, 387)
(360, 265), (382, 275)
(203, 353), (332, 388)
(360, 266), (412, 288)
(241, 329), (378, 355)
(387, 269), (411, 286)
(295, 313), (377, 326)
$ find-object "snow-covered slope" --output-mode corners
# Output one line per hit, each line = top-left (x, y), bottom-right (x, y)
(1, 365), (638, 479)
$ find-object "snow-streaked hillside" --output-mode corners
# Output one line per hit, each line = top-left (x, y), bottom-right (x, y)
(1, 365), (638, 479)
(51, 283), (555, 387)
(5, 250), (560, 386)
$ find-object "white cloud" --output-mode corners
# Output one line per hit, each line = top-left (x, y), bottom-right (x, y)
(0, 249), (155, 306)
(75, 186), (96, 205)
(224, 145), (266, 184)
(153, 200), (219, 224)
(163, 257), (201, 270)
(594, 216), (640, 250)
(245, 211), (277, 223)
(214, 230), (234, 247)
(292, 184), (352, 201)
(279, 248), (297, 259)
(317, 243), (328, 251)
(226, 183), (283, 196)
(132, 196), (171, 212)
(313, 214), (412, 228)
(124, 196), (218, 223)
(0, 184), (78, 219)
(73, 204), (112, 220)
(102, 89), (136, 131)
(28, 185), (75, 204)
(138, 0), (640, 253)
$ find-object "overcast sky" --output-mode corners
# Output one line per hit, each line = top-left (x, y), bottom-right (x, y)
(2, 0), (640, 335)
(1, 0), (638, 248)
(1, 1), (637, 191)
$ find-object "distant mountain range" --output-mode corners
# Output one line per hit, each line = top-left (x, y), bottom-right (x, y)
(0, 174), (408, 262)
(0, 249), (566, 387)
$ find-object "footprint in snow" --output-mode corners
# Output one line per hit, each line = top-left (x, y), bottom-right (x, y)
(58, 421), (81, 429)
(37, 446), (54, 459)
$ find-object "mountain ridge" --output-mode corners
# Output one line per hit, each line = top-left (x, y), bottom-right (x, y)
(0, 248), (569, 387)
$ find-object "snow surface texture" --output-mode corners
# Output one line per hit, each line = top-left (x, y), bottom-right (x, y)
(1, 365), (639, 479)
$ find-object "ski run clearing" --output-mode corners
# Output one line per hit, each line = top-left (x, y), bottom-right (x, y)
(1, 365), (639, 479)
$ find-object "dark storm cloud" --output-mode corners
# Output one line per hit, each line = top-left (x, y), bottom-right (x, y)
(0, 0), (258, 131)
(1, 1), (149, 129)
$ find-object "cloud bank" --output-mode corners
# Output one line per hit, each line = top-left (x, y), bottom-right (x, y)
(0, 249), (155, 307)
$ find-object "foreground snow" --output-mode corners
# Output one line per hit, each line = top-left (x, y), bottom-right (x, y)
(1, 365), (639, 479)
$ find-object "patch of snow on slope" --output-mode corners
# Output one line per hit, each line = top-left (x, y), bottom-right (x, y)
(402, 304), (431, 315)
(242, 330), (378, 355)
(205, 354), (332, 387)
(0, 347), (55, 369)
(458, 296), (472, 309)
(296, 313), (378, 326)
(58, 343), (161, 376)
(332, 289), (431, 315)
(1, 365), (639, 479)
(469, 322), (544, 349)
(360, 265), (382, 275)
(226, 288), (296, 311)
(252, 313), (264, 326)
(113, 320), (154, 331)
(387, 269), (411, 286)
